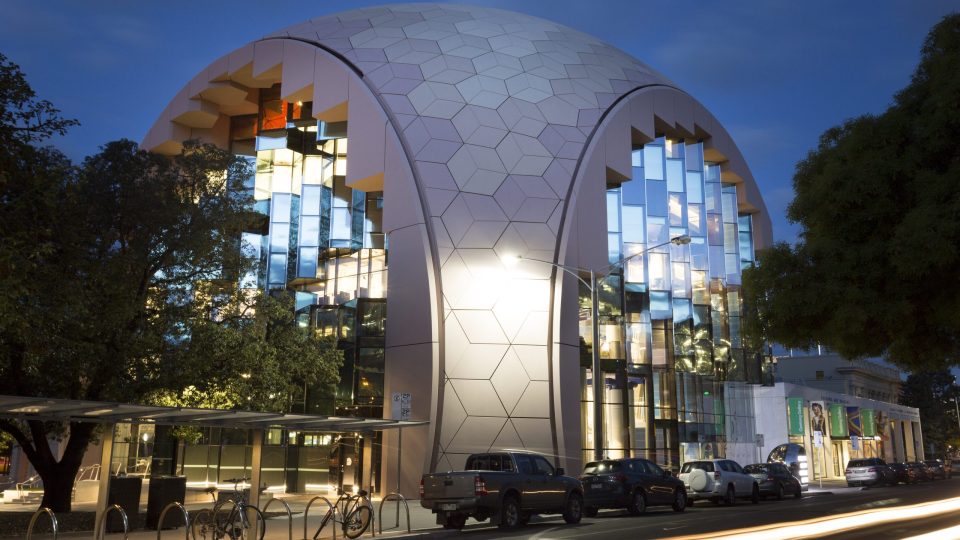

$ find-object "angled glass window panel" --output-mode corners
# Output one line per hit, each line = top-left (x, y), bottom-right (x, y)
(685, 143), (703, 172)
(722, 187), (738, 223)
(672, 261), (690, 298)
(689, 237), (709, 271)
(300, 216), (321, 247)
(627, 321), (650, 365)
(298, 247), (318, 278)
(607, 191), (621, 232)
(302, 185), (322, 216)
(644, 145), (664, 180)
(623, 242), (646, 283)
(724, 223), (739, 253)
(686, 172), (703, 203)
(272, 193), (292, 221)
(331, 208), (352, 242)
(270, 223), (290, 253)
(666, 159), (685, 192)
(647, 216), (668, 246)
(268, 253), (287, 285)
(704, 163), (720, 183)
(649, 291), (672, 318)
(688, 203), (703, 235)
(709, 246), (726, 279)
(332, 175), (351, 208)
(725, 255), (741, 283)
(691, 270), (708, 305)
(693, 304), (711, 326)
(622, 174), (645, 205)
(705, 182), (721, 213)
(665, 139), (683, 159)
(645, 180), (667, 216)
(707, 214), (723, 246)
(729, 316), (742, 348)
(648, 252), (670, 291)
(621, 205), (645, 244)
(608, 233), (622, 265)
(632, 149), (643, 167)
(669, 193), (685, 227)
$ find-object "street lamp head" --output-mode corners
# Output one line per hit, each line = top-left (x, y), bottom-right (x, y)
(670, 235), (692, 246)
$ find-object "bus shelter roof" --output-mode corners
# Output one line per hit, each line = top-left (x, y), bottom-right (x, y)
(0, 394), (427, 432)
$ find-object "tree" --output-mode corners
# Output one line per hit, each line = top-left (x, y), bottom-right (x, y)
(900, 371), (960, 456)
(742, 14), (960, 371)
(0, 54), (341, 511)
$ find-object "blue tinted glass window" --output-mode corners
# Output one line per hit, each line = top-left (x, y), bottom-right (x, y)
(644, 146), (664, 180)
(622, 175), (645, 205)
(300, 216), (321, 247)
(650, 291), (672, 317)
(646, 180), (667, 216)
(298, 247), (318, 278)
(647, 216), (668, 245)
(606, 191), (621, 232)
(270, 223), (290, 253)
(608, 233), (621, 264)
(686, 172), (703, 203)
(302, 185), (322, 215)
(622, 205), (645, 244)
(272, 193), (292, 220)
(666, 159), (684, 192)
(632, 149), (643, 167)
(268, 253), (287, 285)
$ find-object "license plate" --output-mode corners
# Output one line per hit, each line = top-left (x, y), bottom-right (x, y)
(590, 484), (603, 490)
(440, 503), (458, 511)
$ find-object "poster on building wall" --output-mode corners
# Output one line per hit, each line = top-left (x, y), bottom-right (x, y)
(788, 398), (805, 436)
(861, 409), (877, 437)
(829, 403), (849, 437)
(810, 401), (827, 434)
(847, 407), (862, 437)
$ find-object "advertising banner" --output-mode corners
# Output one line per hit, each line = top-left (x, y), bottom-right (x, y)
(829, 403), (849, 437)
(788, 398), (805, 436)
(810, 401), (827, 434)
(846, 407), (862, 437)
(861, 409), (877, 437)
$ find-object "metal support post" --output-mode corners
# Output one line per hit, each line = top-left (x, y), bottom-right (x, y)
(249, 429), (263, 510)
(396, 427), (402, 524)
(591, 269), (603, 461)
(94, 423), (115, 540)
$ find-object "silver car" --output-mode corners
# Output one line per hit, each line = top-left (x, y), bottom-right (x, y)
(845, 458), (896, 487)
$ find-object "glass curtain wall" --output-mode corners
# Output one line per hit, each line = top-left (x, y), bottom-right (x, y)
(581, 137), (762, 471)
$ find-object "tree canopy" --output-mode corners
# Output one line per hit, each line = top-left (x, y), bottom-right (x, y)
(0, 52), (341, 511)
(900, 370), (960, 457)
(742, 14), (960, 371)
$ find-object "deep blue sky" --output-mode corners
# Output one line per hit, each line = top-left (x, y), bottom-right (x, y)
(2, 0), (956, 244)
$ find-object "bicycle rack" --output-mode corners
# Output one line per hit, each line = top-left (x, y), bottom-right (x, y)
(377, 493), (410, 535)
(367, 499), (377, 538)
(302, 495), (336, 540)
(95, 504), (129, 539)
(262, 497), (295, 540)
(26, 507), (58, 540)
(155, 501), (190, 540)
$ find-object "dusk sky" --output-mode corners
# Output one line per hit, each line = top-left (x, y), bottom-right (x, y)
(2, 0), (956, 244)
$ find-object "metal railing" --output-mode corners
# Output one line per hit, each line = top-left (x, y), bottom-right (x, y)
(377, 493), (410, 534)
(26, 507), (58, 540)
(155, 501), (190, 540)
(262, 497), (294, 540)
(95, 504), (129, 539)
(302, 495), (336, 540)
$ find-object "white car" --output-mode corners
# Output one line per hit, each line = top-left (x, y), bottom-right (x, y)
(678, 459), (760, 505)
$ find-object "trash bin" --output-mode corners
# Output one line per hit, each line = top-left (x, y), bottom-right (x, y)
(146, 476), (187, 530)
(107, 476), (142, 532)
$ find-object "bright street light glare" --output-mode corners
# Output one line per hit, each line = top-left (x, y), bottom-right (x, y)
(501, 254), (521, 267)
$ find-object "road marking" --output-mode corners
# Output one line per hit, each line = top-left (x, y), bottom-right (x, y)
(528, 526), (561, 539)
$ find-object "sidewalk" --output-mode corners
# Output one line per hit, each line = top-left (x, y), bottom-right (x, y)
(10, 495), (441, 539)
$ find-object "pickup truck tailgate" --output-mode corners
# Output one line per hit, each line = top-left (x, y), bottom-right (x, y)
(423, 472), (477, 500)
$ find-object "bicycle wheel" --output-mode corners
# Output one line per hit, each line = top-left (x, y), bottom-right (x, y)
(219, 506), (265, 540)
(190, 508), (215, 540)
(343, 505), (372, 539)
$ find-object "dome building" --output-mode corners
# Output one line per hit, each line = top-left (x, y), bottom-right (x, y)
(145, 3), (771, 496)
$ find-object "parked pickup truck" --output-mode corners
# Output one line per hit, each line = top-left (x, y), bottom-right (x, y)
(420, 451), (584, 529)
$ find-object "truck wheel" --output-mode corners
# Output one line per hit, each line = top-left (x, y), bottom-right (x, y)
(562, 492), (583, 524)
(627, 490), (647, 516)
(499, 497), (521, 529)
(584, 506), (598, 518)
(443, 514), (467, 529)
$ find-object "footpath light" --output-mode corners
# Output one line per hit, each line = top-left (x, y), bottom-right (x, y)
(504, 235), (690, 460)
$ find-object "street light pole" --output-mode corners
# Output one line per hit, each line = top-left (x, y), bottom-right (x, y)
(507, 235), (690, 462)
(953, 397), (960, 449)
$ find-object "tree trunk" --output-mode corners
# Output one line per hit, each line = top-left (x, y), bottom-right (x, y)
(34, 422), (96, 513)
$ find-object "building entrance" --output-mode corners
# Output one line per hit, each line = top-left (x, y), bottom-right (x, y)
(329, 436), (364, 494)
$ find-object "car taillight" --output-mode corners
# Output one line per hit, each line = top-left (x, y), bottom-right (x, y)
(845, 469), (851, 475)
(474, 476), (488, 496)
(419, 479), (424, 498)
(714, 471), (721, 481)
(614, 473), (628, 483)
(767, 475), (775, 481)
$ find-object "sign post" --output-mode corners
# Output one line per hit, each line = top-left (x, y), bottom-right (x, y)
(391, 392), (412, 507)
(813, 431), (824, 489)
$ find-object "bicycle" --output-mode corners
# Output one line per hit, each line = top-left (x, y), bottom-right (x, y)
(313, 489), (372, 539)
(191, 477), (265, 540)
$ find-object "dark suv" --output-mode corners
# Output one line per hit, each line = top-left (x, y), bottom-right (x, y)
(580, 458), (687, 516)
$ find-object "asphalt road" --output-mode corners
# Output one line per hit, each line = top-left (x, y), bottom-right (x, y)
(407, 478), (960, 539)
